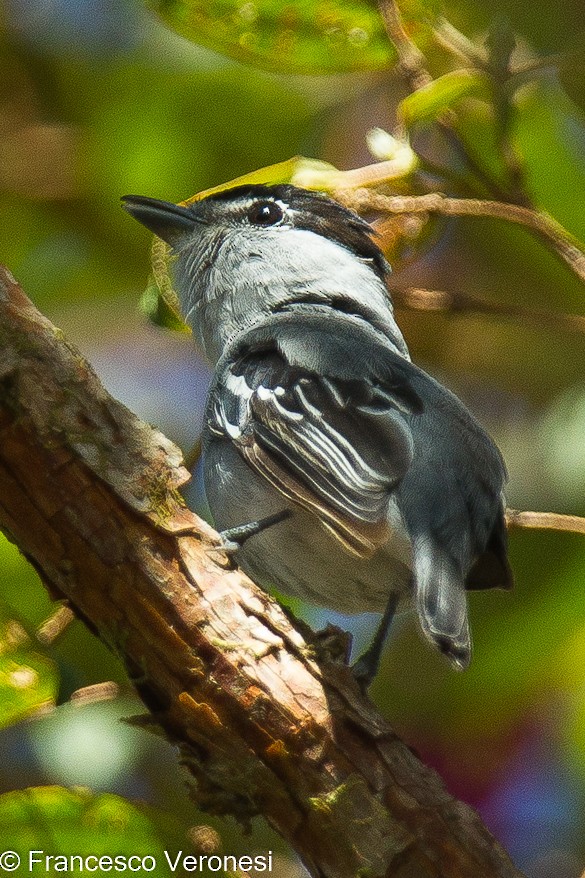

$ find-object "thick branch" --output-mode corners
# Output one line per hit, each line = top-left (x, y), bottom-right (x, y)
(0, 266), (527, 877)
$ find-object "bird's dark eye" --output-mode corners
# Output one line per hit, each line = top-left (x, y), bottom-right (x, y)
(247, 200), (284, 226)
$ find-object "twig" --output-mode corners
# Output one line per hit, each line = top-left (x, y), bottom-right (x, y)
(336, 189), (585, 286)
(70, 682), (120, 705)
(432, 19), (562, 80)
(36, 604), (75, 645)
(506, 509), (585, 537)
(393, 286), (585, 338)
(377, 0), (432, 91)
(432, 18), (488, 69)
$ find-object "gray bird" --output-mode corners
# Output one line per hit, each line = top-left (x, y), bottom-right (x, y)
(122, 184), (513, 684)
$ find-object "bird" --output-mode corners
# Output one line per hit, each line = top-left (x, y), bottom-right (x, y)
(122, 183), (513, 685)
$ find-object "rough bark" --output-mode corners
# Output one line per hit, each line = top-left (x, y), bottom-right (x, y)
(0, 266), (525, 878)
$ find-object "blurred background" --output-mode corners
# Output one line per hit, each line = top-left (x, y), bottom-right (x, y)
(1, 0), (585, 875)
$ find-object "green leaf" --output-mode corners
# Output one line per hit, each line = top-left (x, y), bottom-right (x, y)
(0, 604), (58, 729)
(0, 786), (188, 855)
(147, 0), (396, 74)
(450, 100), (511, 191)
(512, 81), (585, 242)
(142, 156), (339, 331)
(398, 69), (493, 127)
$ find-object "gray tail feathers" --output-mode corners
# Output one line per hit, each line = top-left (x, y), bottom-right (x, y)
(413, 538), (471, 669)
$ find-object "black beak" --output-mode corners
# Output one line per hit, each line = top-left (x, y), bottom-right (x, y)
(121, 195), (203, 247)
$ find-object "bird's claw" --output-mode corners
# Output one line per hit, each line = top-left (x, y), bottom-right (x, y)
(206, 536), (241, 557)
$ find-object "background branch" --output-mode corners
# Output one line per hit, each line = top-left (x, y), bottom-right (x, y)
(377, 0), (433, 91)
(393, 286), (585, 338)
(0, 268), (530, 877)
(432, 18), (489, 68)
(335, 188), (585, 286)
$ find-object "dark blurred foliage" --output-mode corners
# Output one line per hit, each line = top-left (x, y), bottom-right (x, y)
(1, 1), (585, 875)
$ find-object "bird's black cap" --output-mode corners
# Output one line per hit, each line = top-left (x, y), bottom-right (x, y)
(122, 184), (389, 280)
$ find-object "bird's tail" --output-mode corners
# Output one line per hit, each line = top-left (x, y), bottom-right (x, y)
(413, 538), (471, 669)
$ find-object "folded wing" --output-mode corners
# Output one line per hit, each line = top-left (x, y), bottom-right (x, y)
(207, 308), (422, 556)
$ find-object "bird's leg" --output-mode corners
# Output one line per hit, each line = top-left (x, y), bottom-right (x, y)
(211, 509), (291, 554)
(352, 591), (400, 689)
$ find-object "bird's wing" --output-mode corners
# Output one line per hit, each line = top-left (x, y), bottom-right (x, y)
(207, 309), (422, 557)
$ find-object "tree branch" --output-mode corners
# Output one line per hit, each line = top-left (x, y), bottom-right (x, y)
(432, 18), (489, 69)
(335, 188), (585, 286)
(506, 509), (585, 537)
(393, 286), (585, 338)
(377, 0), (433, 91)
(0, 268), (530, 876)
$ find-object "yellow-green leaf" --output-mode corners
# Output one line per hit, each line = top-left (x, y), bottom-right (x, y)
(183, 156), (338, 201)
(398, 69), (493, 127)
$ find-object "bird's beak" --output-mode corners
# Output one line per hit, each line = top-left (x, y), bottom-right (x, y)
(121, 195), (203, 247)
